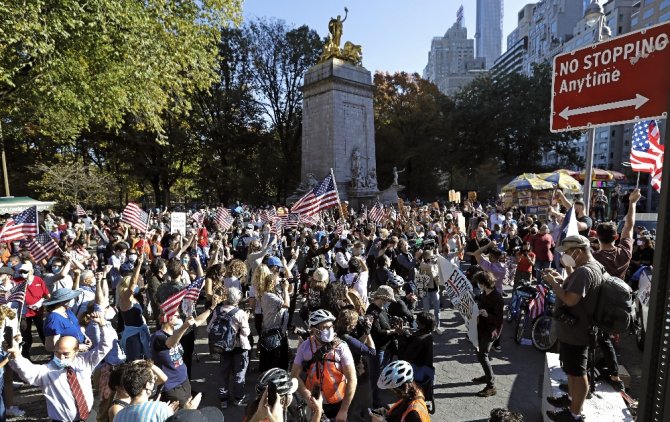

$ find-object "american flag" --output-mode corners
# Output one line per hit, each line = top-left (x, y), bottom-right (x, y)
(121, 203), (149, 233)
(270, 216), (284, 236)
(300, 214), (320, 227)
(214, 207), (234, 231)
(388, 208), (397, 221)
(191, 211), (204, 227)
(334, 221), (344, 236)
(290, 173), (340, 217)
(528, 283), (549, 319)
(0, 206), (38, 242)
(26, 232), (60, 262)
(75, 205), (86, 217)
(159, 276), (205, 319)
(368, 202), (385, 224)
(260, 208), (277, 225)
(280, 213), (300, 230)
(631, 120), (664, 173)
(0, 282), (27, 306)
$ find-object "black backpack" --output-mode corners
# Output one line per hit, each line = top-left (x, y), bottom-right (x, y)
(591, 264), (635, 334)
(208, 307), (240, 354)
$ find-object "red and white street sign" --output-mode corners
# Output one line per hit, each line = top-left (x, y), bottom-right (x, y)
(551, 21), (670, 133)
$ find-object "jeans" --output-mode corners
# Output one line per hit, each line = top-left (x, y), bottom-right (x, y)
(259, 335), (289, 372)
(369, 349), (388, 408)
(219, 349), (249, 401)
(19, 315), (45, 359)
(180, 329), (196, 380)
(422, 290), (440, 329)
(477, 334), (495, 387)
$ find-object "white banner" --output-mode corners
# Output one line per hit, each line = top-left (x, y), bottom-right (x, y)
(170, 212), (186, 235)
(438, 256), (479, 348)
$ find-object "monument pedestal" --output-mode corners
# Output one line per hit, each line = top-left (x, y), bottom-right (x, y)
(299, 58), (379, 206)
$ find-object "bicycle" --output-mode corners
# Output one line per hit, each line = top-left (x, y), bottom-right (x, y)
(530, 284), (557, 352)
(513, 285), (536, 344)
(504, 280), (536, 324)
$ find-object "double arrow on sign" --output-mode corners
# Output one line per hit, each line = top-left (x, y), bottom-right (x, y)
(558, 94), (649, 121)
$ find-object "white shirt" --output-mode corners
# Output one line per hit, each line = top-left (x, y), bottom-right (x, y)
(11, 323), (115, 421)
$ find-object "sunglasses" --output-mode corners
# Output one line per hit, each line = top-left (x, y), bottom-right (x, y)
(19, 270), (30, 274)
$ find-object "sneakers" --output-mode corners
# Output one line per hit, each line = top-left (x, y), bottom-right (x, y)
(605, 377), (625, 392)
(472, 375), (488, 384)
(493, 344), (502, 352)
(476, 385), (497, 397)
(234, 395), (250, 406)
(6, 406), (26, 417)
(546, 408), (583, 421)
(546, 394), (572, 408)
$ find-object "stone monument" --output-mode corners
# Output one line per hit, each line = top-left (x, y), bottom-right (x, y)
(297, 8), (379, 208)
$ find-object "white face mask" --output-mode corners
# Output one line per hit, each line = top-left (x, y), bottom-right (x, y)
(636, 240), (644, 246)
(560, 251), (578, 268)
(319, 327), (335, 343)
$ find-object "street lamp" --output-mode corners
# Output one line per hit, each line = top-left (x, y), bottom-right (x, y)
(581, 0), (611, 214)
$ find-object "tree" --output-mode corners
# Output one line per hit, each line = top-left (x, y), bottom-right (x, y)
(374, 71), (454, 198)
(0, 0), (242, 141)
(448, 63), (581, 176)
(29, 161), (117, 210)
(244, 19), (323, 200)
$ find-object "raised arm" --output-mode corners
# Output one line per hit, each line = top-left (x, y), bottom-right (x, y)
(621, 189), (641, 240)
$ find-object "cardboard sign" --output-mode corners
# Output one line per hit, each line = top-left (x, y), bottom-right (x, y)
(437, 256), (479, 348)
(170, 212), (186, 235)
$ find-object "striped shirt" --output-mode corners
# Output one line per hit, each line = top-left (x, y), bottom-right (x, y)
(113, 400), (173, 422)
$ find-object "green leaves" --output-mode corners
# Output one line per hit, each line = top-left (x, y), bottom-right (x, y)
(0, 0), (242, 141)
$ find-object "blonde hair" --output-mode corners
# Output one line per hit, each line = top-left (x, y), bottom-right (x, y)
(227, 259), (248, 279)
(117, 275), (133, 293)
(258, 273), (278, 297)
(252, 264), (272, 295)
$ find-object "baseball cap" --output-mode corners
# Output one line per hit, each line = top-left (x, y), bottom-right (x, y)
(0, 267), (14, 276)
(556, 235), (591, 252)
(18, 262), (33, 273)
(267, 256), (282, 268)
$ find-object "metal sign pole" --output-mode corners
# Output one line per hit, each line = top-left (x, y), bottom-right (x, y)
(638, 98), (670, 421)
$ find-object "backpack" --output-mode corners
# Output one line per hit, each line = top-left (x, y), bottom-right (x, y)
(591, 264), (635, 334)
(208, 307), (240, 354)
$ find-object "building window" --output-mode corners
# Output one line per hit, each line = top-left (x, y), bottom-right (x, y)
(662, 0), (670, 10)
(632, 16), (639, 26)
(643, 9), (655, 19)
(660, 11), (670, 21)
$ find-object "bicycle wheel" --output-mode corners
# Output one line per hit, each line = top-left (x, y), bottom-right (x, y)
(531, 315), (557, 352)
(515, 310), (527, 344)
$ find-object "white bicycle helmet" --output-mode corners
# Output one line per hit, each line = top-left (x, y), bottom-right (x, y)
(308, 309), (336, 327)
(388, 273), (405, 288)
(378, 360), (414, 390)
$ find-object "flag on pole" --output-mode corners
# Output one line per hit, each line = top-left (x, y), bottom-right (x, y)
(75, 205), (86, 217)
(284, 213), (300, 229)
(631, 120), (664, 173)
(160, 276), (205, 320)
(290, 173), (340, 217)
(270, 217), (284, 236)
(456, 5), (464, 26)
(121, 203), (149, 233)
(558, 206), (580, 244)
(26, 232), (60, 262)
(214, 207), (233, 231)
(651, 165), (662, 193)
(190, 211), (204, 227)
(334, 221), (344, 236)
(0, 206), (38, 242)
(0, 282), (27, 306)
(299, 214), (320, 227)
(368, 201), (385, 224)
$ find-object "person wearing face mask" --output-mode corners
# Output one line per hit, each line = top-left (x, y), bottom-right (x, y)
(117, 254), (151, 361)
(15, 262), (50, 359)
(465, 228), (491, 266)
(5, 312), (113, 422)
(291, 309), (357, 422)
(542, 235), (601, 422)
(43, 287), (91, 353)
(44, 257), (74, 293)
(471, 271), (504, 397)
(366, 285), (400, 409)
(334, 238), (352, 278)
(531, 224), (555, 282)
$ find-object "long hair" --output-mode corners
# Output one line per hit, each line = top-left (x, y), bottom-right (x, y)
(252, 264), (272, 296)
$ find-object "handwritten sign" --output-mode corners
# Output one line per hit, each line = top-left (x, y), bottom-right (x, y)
(170, 212), (186, 235)
(438, 256), (479, 348)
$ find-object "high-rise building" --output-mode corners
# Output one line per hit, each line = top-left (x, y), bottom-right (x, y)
(507, 4), (536, 50)
(423, 19), (486, 96)
(475, 0), (503, 69)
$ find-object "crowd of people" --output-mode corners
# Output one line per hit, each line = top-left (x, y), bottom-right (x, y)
(0, 187), (653, 422)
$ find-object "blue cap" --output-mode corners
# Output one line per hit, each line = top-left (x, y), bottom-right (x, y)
(267, 256), (282, 268)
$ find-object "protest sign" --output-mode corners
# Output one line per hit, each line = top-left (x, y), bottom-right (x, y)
(171, 212), (186, 235)
(437, 255), (479, 348)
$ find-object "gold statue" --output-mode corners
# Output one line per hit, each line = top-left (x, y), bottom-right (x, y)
(318, 7), (363, 66)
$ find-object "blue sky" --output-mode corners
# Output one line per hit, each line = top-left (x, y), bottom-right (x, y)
(242, 0), (535, 74)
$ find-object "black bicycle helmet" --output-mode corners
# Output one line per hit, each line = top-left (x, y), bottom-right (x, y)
(255, 368), (299, 396)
